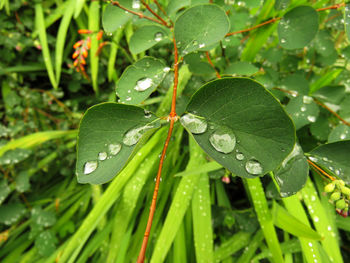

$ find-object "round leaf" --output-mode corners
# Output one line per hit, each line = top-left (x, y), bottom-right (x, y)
(274, 143), (308, 197)
(102, 1), (135, 33)
(182, 78), (295, 178)
(76, 103), (160, 184)
(174, 4), (230, 56)
(308, 140), (350, 183)
(129, 25), (171, 55)
(224, 61), (259, 76)
(278, 6), (318, 50)
(328, 124), (350, 143)
(116, 57), (168, 105)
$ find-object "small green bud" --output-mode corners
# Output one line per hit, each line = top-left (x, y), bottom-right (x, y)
(335, 180), (345, 188)
(330, 191), (341, 201)
(341, 186), (350, 196)
(336, 199), (347, 210)
(324, 182), (335, 193)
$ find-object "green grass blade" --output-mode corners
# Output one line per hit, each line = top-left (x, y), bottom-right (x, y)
(108, 29), (123, 82)
(309, 69), (342, 94)
(35, 3), (58, 89)
(175, 161), (222, 177)
(244, 177), (284, 263)
(0, 64), (46, 75)
(173, 222), (187, 262)
(301, 178), (343, 263)
(88, 1), (100, 95)
(55, 0), (75, 85)
(150, 137), (204, 263)
(213, 231), (252, 262)
(236, 230), (264, 263)
(74, 0), (86, 18)
(252, 239), (301, 262)
(192, 172), (213, 262)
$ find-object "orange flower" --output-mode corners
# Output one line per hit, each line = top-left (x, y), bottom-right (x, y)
(81, 48), (88, 58)
(96, 30), (103, 41)
(72, 50), (79, 59)
(73, 40), (83, 49)
(78, 29), (92, 34)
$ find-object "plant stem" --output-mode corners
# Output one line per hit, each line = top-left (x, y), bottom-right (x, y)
(110, 0), (167, 27)
(307, 159), (336, 181)
(205, 51), (221, 78)
(141, 0), (170, 27)
(137, 33), (180, 263)
(313, 98), (350, 126)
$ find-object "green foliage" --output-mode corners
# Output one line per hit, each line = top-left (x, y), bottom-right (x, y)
(1, 0), (350, 262)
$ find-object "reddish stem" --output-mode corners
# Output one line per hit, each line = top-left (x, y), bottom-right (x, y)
(154, 0), (167, 17)
(307, 159), (336, 181)
(137, 34), (180, 263)
(141, 0), (170, 27)
(313, 98), (350, 127)
(316, 3), (345, 12)
(110, 0), (165, 26)
(205, 51), (221, 78)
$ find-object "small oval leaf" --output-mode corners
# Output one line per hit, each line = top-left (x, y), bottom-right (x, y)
(76, 103), (160, 184)
(116, 57), (167, 105)
(182, 78), (295, 178)
(129, 25), (171, 54)
(102, 1), (135, 33)
(174, 4), (230, 56)
(278, 6), (318, 50)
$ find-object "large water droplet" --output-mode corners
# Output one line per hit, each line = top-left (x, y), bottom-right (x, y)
(132, 0), (141, 9)
(163, 67), (171, 73)
(209, 127), (236, 154)
(154, 32), (163, 42)
(109, 143), (121, 155)
(245, 159), (263, 175)
(303, 96), (313, 104)
(123, 124), (154, 146)
(84, 161), (98, 174)
(199, 43), (205, 48)
(134, 78), (153, 92)
(307, 116), (316, 122)
(98, 152), (107, 161)
(180, 113), (207, 134)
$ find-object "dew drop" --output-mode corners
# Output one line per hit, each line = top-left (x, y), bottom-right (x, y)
(301, 106), (306, 112)
(245, 159), (263, 175)
(303, 96), (313, 104)
(98, 152), (107, 161)
(163, 67), (171, 73)
(132, 0), (141, 9)
(126, 96), (131, 101)
(281, 38), (286, 44)
(340, 133), (346, 139)
(134, 77), (153, 92)
(180, 113), (207, 134)
(109, 143), (122, 155)
(236, 152), (245, 160)
(193, 40), (198, 46)
(154, 32), (163, 42)
(307, 116), (316, 122)
(123, 124), (154, 146)
(144, 109), (152, 119)
(209, 127), (236, 154)
(199, 43), (205, 48)
(84, 161), (98, 174)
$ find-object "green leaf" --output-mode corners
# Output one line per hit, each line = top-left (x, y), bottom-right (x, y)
(0, 179), (11, 205)
(76, 103), (160, 184)
(129, 25), (171, 55)
(0, 148), (32, 165)
(182, 78), (295, 178)
(274, 0), (290, 10)
(273, 202), (321, 240)
(116, 57), (167, 105)
(31, 206), (56, 227)
(328, 124), (350, 143)
(15, 171), (30, 193)
(174, 4), (230, 56)
(278, 6), (318, 50)
(184, 53), (216, 75)
(102, 1), (133, 34)
(308, 140), (350, 183)
(224, 61), (259, 76)
(274, 143), (308, 197)
(309, 69), (342, 94)
(167, 0), (189, 17)
(280, 74), (309, 96)
(285, 95), (319, 130)
(313, 85), (345, 105)
(0, 203), (26, 225)
(344, 4), (350, 41)
(35, 230), (58, 257)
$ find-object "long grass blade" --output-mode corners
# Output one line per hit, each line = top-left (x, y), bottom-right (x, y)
(108, 29), (124, 82)
(74, 0), (86, 18)
(35, 3), (58, 89)
(88, 1), (100, 94)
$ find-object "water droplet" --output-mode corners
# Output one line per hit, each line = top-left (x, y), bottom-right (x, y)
(98, 152), (107, 161)
(209, 127), (236, 154)
(84, 161), (98, 174)
(134, 77), (153, 92)
(144, 109), (152, 118)
(281, 38), (286, 44)
(193, 40), (198, 46)
(236, 152), (245, 160)
(126, 96), (131, 101)
(163, 67), (171, 73)
(309, 156), (318, 162)
(180, 113), (207, 134)
(154, 32), (163, 42)
(303, 96), (313, 104)
(123, 124), (154, 146)
(307, 116), (316, 122)
(109, 143), (121, 155)
(199, 43), (205, 48)
(245, 159), (263, 175)
(132, 0), (140, 9)
(301, 106), (306, 112)
(340, 133), (346, 139)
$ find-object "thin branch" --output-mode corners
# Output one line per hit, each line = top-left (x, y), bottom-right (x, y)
(313, 98), (350, 126)
(137, 34), (180, 263)
(154, 0), (167, 17)
(225, 3), (346, 37)
(141, 0), (170, 27)
(205, 51), (221, 78)
(307, 159), (336, 181)
(110, 0), (165, 26)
